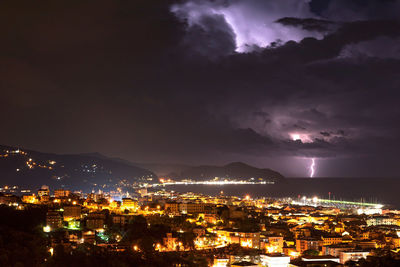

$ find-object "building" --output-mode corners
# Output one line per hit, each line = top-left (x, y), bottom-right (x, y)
(112, 215), (129, 226)
(301, 255), (340, 263)
(229, 231), (261, 249)
(163, 233), (178, 251)
(86, 212), (105, 230)
(265, 236), (284, 253)
(122, 198), (137, 210)
(290, 260), (342, 267)
(229, 255), (261, 265)
(229, 207), (246, 219)
(38, 186), (49, 197)
(54, 189), (71, 198)
(87, 193), (104, 202)
(46, 210), (63, 230)
(231, 261), (258, 267)
(322, 244), (354, 257)
(261, 254), (290, 267)
(137, 188), (148, 197)
(204, 213), (218, 224)
(63, 205), (81, 221)
(193, 227), (206, 236)
(321, 236), (343, 246)
(357, 207), (382, 215)
(40, 195), (50, 202)
(213, 258), (229, 267)
(366, 216), (397, 226)
(83, 231), (96, 244)
(296, 238), (321, 254)
(179, 202), (206, 214)
(67, 220), (80, 230)
(68, 233), (80, 243)
(22, 194), (37, 204)
(339, 251), (369, 264)
(0, 194), (19, 204)
(38, 186), (50, 202)
(391, 237), (400, 248)
(356, 241), (377, 249)
(216, 229), (260, 248)
(165, 202), (179, 214)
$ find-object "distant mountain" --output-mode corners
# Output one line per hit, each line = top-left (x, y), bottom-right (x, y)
(0, 145), (284, 191)
(0, 145), (155, 192)
(172, 162), (284, 182)
(133, 163), (192, 177)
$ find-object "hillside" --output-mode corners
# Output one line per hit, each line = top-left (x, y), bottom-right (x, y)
(0, 145), (155, 192)
(0, 145), (284, 191)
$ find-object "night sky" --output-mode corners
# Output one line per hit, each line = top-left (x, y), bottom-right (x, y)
(1, 0), (400, 177)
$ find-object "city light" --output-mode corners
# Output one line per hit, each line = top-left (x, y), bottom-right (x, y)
(0, 2), (395, 265)
(289, 251), (300, 258)
(153, 180), (274, 187)
(0, 180), (392, 265)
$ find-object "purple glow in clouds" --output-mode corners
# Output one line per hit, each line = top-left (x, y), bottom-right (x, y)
(171, 0), (323, 52)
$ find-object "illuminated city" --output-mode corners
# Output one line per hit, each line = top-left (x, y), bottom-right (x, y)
(1, 0), (400, 266)
(1, 183), (400, 266)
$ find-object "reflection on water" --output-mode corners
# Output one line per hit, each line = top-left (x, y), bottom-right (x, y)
(163, 178), (400, 208)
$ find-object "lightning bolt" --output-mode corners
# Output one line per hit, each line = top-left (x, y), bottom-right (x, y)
(310, 158), (316, 178)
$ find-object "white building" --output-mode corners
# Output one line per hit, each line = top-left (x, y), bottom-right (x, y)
(261, 254), (290, 267)
(339, 251), (369, 264)
(302, 256), (340, 263)
(366, 216), (397, 226)
(213, 258), (229, 267)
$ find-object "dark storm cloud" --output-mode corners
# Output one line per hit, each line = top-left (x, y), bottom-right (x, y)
(178, 14), (236, 58)
(321, 0), (400, 21)
(276, 17), (337, 32)
(0, 0), (399, 176)
(187, 15), (400, 165)
(340, 36), (400, 59)
(171, 0), (322, 53)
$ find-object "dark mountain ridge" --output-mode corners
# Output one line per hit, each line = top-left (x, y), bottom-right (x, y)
(172, 162), (284, 182)
(0, 145), (155, 192)
(0, 145), (284, 192)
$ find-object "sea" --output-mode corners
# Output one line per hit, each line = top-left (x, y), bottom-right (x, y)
(163, 178), (400, 209)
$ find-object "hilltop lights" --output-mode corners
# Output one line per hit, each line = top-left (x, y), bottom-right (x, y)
(153, 180), (273, 187)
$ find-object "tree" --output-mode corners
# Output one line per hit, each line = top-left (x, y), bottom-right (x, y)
(179, 231), (195, 251)
(303, 249), (320, 256)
